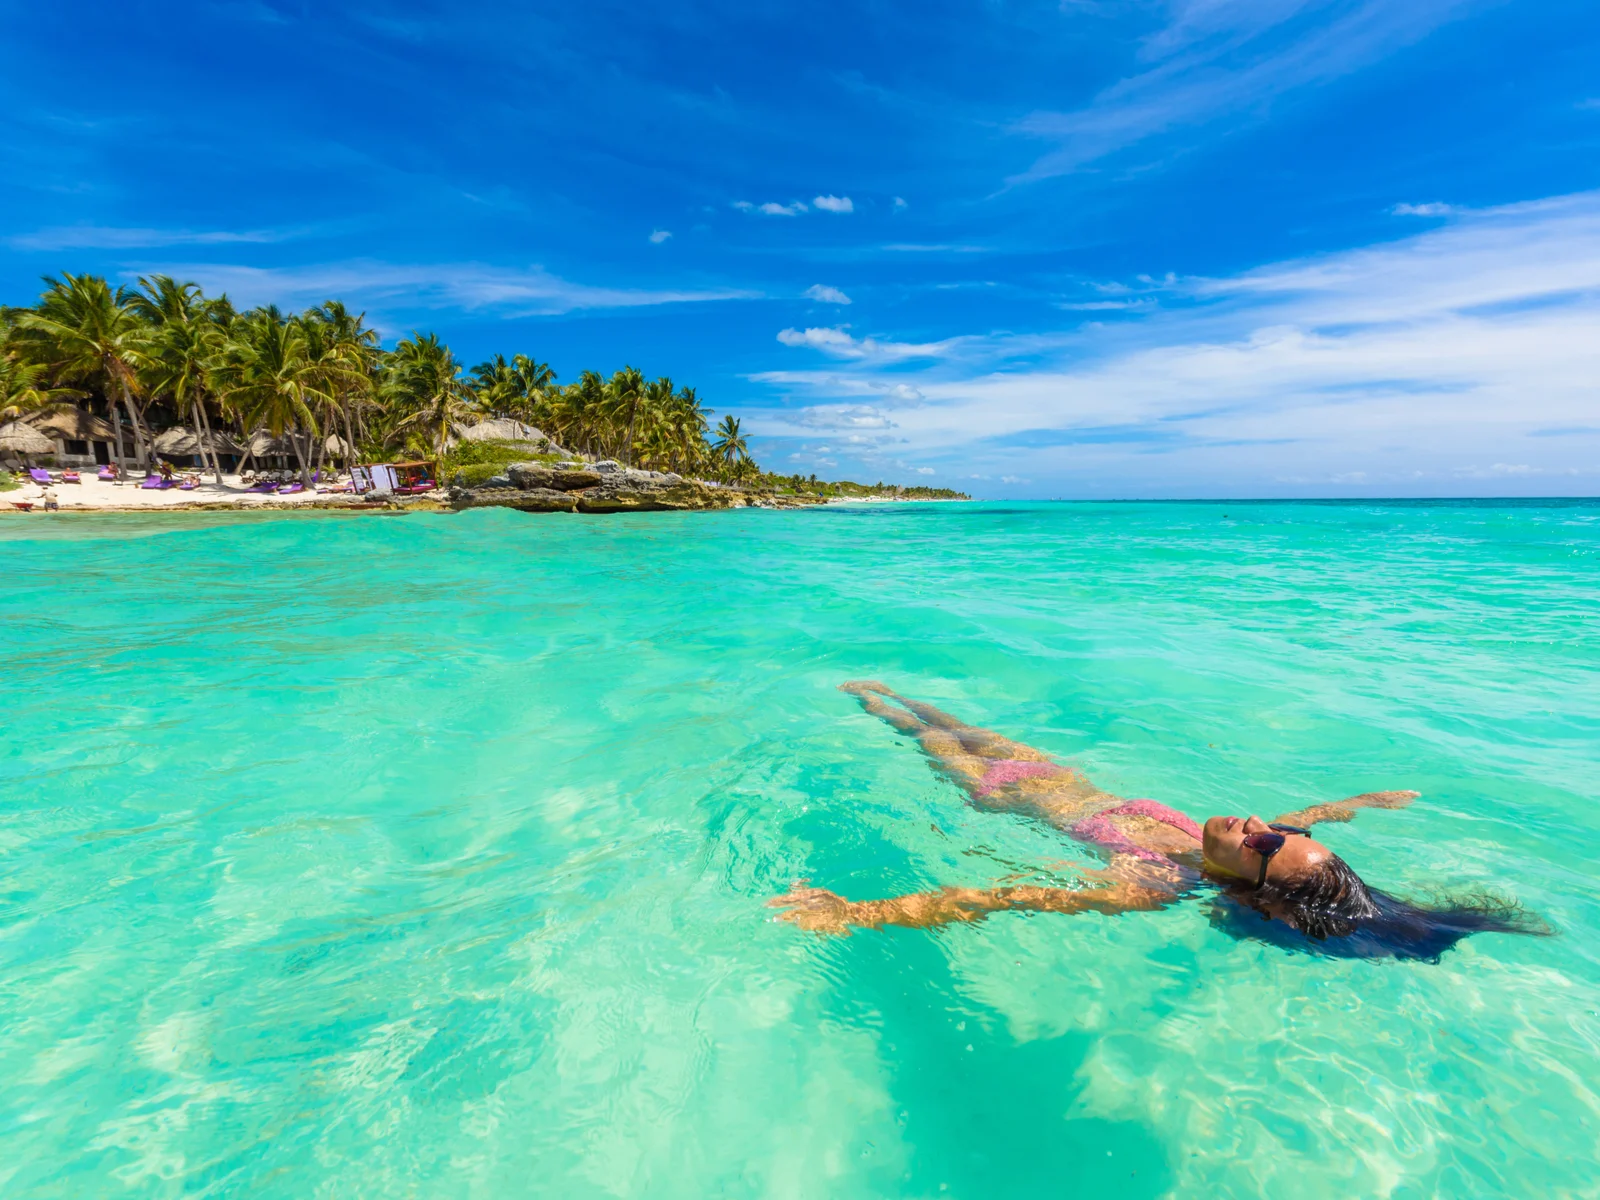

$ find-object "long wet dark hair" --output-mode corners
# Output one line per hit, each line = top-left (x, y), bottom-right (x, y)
(1207, 853), (1549, 961)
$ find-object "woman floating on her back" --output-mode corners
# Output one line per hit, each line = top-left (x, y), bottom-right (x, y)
(770, 683), (1547, 960)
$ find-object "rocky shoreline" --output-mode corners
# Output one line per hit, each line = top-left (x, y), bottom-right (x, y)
(447, 459), (825, 513)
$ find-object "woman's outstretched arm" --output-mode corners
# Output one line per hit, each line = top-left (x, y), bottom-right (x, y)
(1272, 790), (1419, 828)
(767, 879), (1174, 934)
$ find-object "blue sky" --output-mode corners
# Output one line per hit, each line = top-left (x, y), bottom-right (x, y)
(2, 0), (1598, 497)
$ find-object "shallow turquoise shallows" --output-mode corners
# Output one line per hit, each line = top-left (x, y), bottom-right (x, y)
(2, 500), (1597, 1198)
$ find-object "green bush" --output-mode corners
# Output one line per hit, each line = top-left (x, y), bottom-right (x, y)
(444, 440), (568, 487)
(0, 470), (17, 492)
(456, 462), (510, 487)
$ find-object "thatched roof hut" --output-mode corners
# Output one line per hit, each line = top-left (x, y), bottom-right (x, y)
(153, 427), (243, 456)
(26, 408), (116, 442)
(0, 421), (57, 457)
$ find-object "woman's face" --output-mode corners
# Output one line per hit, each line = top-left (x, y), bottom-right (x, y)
(1202, 814), (1333, 884)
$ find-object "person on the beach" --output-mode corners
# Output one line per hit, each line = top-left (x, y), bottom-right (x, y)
(41, 488), (59, 511)
(770, 683), (1547, 960)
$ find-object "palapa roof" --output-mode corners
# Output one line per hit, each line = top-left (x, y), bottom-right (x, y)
(246, 430), (309, 457)
(0, 421), (57, 454)
(25, 407), (116, 441)
(152, 427), (243, 456)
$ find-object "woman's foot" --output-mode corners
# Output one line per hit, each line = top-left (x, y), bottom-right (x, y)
(839, 680), (893, 696)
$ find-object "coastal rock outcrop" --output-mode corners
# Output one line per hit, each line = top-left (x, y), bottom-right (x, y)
(449, 461), (754, 514)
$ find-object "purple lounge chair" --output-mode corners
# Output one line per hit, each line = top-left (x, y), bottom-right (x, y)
(179, 480), (197, 491)
(141, 475), (175, 490)
(277, 482), (305, 495)
(97, 465), (116, 481)
(29, 468), (52, 484)
(247, 481), (278, 493)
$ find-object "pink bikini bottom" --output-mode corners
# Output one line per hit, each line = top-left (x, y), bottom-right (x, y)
(973, 760), (1201, 863)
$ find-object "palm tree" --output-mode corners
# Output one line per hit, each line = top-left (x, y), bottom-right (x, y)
(606, 366), (646, 465)
(470, 354), (522, 417)
(14, 274), (153, 471)
(0, 356), (80, 423)
(134, 275), (229, 483)
(212, 313), (327, 484)
(511, 354), (557, 426)
(385, 332), (479, 455)
(711, 414), (748, 470)
(302, 302), (374, 464)
(301, 302), (378, 471)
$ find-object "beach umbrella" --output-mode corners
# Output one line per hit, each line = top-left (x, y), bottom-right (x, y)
(0, 420), (55, 458)
(153, 427), (243, 457)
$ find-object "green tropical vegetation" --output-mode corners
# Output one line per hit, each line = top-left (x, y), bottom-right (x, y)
(2, 272), (968, 499)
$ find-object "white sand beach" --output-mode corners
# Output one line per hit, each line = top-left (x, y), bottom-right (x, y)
(2, 472), (430, 513)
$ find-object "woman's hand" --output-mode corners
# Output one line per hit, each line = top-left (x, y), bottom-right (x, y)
(767, 883), (868, 934)
(1274, 789), (1419, 828)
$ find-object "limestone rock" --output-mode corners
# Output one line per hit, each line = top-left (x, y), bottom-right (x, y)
(507, 463), (603, 491)
(451, 485), (578, 513)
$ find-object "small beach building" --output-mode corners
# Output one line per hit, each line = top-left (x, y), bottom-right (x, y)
(24, 409), (119, 467)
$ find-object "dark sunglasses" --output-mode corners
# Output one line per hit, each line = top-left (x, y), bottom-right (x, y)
(1241, 823), (1311, 888)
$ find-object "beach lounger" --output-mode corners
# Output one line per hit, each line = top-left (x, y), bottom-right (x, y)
(60, 470), (81, 483)
(179, 480), (197, 490)
(277, 482), (305, 494)
(247, 481), (277, 493)
(29, 468), (52, 484)
(97, 466), (115, 481)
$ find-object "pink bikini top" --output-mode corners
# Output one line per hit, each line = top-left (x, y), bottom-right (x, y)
(974, 759), (1201, 864)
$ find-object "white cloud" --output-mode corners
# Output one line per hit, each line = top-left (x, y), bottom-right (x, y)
(893, 197), (908, 210)
(648, 229), (672, 243)
(753, 190), (1600, 496)
(914, 467), (935, 475)
(776, 326), (953, 361)
(734, 200), (808, 216)
(803, 284), (851, 304)
(1391, 202), (1453, 216)
(812, 195), (854, 213)
(789, 405), (897, 431)
(134, 259), (758, 320)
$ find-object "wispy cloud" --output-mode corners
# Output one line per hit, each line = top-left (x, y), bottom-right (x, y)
(776, 325), (953, 361)
(803, 284), (851, 304)
(7, 224), (298, 251)
(1013, 0), (1473, 181)
(133, 259), (758, 320)
(812, 195), (854, 213)
(648, 229), (673, 244)
(1391, 202), (1454, 216)
(734, 199), (808, 216)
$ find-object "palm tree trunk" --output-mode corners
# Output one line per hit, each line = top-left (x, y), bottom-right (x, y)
(340, 397), (358, 469)
(119, 379), (150, 472)
(291, 426), (312, 486)
(195, 398), (225, 485)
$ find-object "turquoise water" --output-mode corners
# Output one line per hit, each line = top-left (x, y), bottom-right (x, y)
(1, 500), (1597, 1198)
